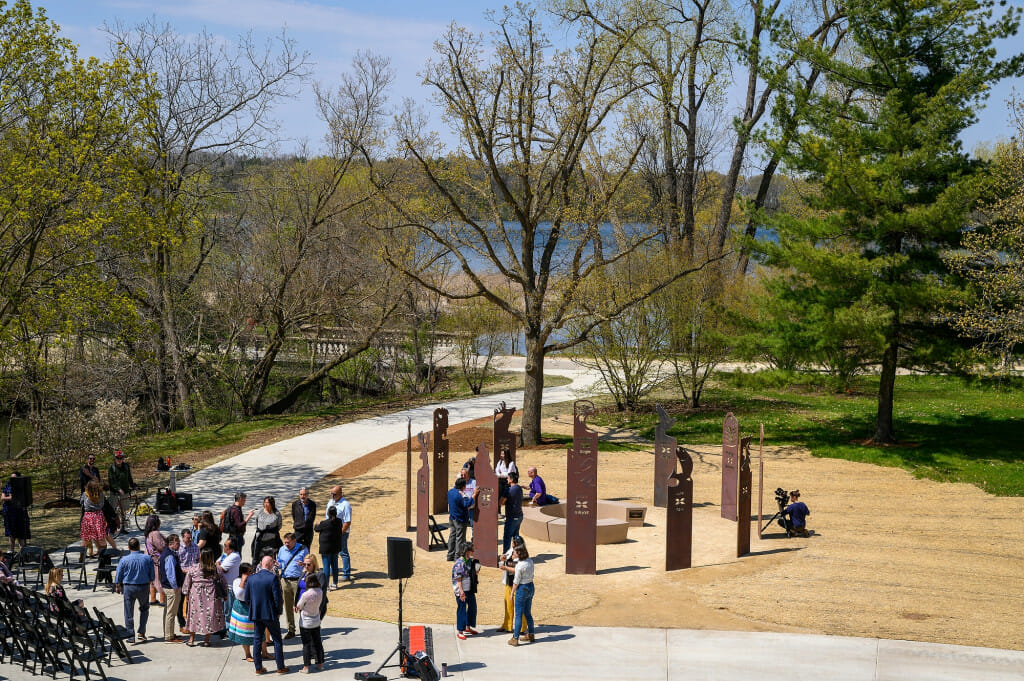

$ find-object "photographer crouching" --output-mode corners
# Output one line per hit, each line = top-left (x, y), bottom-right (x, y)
(784, 490), (810, 537)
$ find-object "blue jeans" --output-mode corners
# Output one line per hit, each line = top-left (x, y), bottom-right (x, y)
(503, 515), (523, 553)
(340, 531), (351, 579)
(512, 583), (535, 639)
(322, 553), (339, 586)
(253, 618), (285, 671)
(455, 592), (477, 632)
(122, 583), (149, 636)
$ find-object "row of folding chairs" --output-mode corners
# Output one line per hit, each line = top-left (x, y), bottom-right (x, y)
(4, 545), (126, 592)
(0, 579), (133, 679)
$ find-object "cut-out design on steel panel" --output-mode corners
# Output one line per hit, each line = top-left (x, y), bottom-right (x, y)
(721, 412), (739, 521)
(416, 431), (431, 551)
(654, 404), (677, 508)
(432, 408), (450, 515)
(472, 442), (499, 568)
(666, 446), (694, 571)
(737, 437), (753, 557)
(567, 400), (598, 575)
(493, 401), (517, 469)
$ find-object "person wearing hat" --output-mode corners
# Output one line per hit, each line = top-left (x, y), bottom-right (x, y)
(109, 451), (136, 534)
(784, 490), (810, 537)
(451, 542), (481, 640)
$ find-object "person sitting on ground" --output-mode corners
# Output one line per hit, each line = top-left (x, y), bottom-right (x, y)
(526, 466), (557, 506)
(784, 490), (810, 537)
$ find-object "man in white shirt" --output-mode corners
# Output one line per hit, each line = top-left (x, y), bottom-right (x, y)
(325, 486), (353, 582)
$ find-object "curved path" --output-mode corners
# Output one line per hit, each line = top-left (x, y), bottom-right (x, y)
(40, 358), (1023, 681)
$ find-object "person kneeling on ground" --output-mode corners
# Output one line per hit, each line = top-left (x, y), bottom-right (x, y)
(785, 490), (810, 537)
(526, 467), (557, 506)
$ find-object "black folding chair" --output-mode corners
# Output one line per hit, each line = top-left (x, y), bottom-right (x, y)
(63, 546), (89, 588)
(92, 607), (133, 665)
(93, 548), (123, 592)
(427, 515), (448, 550)
(69, 629), (110, 681)
(17, 545), (45, 588)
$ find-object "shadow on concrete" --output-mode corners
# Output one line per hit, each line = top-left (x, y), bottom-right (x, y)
(322, 625), (358, 637)
(447, 661), (487, 672)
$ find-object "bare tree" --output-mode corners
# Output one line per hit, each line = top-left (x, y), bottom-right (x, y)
(103, 20), (311, 428)
(375, 6), (711, 445)
(199, 54), (405, 416)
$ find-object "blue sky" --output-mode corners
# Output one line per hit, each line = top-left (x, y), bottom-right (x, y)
(37, 0), (1024, 160)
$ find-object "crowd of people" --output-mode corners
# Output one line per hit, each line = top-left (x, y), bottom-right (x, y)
(447, 453), (542, 648)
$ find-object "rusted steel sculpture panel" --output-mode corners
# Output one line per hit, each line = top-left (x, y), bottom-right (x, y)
(493, 401), (518, 468)
(472, 443), (499, 568)
(567, 400), (598, 575)
(666, 446), (694, 571)
(721, 412), (740, 521)
(432, 408), (450, 515)
(757, 424), (765, 539)
(654, 405), (677, 508)
(416, 431), (431, 551)
(737, 437), (753, 557)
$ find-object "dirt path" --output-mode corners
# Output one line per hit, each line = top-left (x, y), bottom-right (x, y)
(304, 417), (1024, 651)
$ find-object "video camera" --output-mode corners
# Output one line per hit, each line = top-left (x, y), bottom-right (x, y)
(774, 487), (790, 510)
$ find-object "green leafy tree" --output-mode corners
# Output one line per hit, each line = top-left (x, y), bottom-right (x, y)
(762, 0), (1023, 442)
(945, 99), (1024, 370)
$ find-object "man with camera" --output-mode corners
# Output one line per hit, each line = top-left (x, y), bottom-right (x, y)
(784, 490), (810, 537)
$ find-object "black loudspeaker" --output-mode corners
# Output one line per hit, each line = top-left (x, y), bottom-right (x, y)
(8, 476), (32, 507)
(156, 490), (177, 513)
(176, 492), (193, 511)
(386, 536), (414, 580)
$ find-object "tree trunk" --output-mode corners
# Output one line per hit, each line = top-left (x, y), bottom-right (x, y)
(521, 335), (546, 447)
(873, 338), (898, 444)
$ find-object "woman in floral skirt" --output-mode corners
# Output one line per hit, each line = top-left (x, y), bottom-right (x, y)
(182, 547), (228, 647)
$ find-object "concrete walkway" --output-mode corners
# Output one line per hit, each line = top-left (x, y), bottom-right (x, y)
(16, 358), (1023, 680)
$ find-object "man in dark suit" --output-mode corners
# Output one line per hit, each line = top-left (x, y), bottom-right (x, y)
(244, 555), (287, 674)
(291, 488), (317, 549)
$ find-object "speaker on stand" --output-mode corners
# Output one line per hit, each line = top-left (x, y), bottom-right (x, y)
(8, 475), (32, 507)
(356, 537), (437, 681)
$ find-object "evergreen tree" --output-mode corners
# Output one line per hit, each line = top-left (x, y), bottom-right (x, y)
(762, 0), (1022, 442)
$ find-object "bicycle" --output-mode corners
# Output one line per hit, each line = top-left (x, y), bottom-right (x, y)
(121, 485), (155, 532)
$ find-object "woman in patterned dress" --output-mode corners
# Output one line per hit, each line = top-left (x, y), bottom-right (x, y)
(183, 547), (228, 646)
(80, 480), (116, 556)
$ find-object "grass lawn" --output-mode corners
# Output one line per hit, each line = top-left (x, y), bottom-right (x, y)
(587, 372), (1024, 496)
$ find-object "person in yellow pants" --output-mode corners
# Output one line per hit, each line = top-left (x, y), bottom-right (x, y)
(498, 536), (527, 634)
